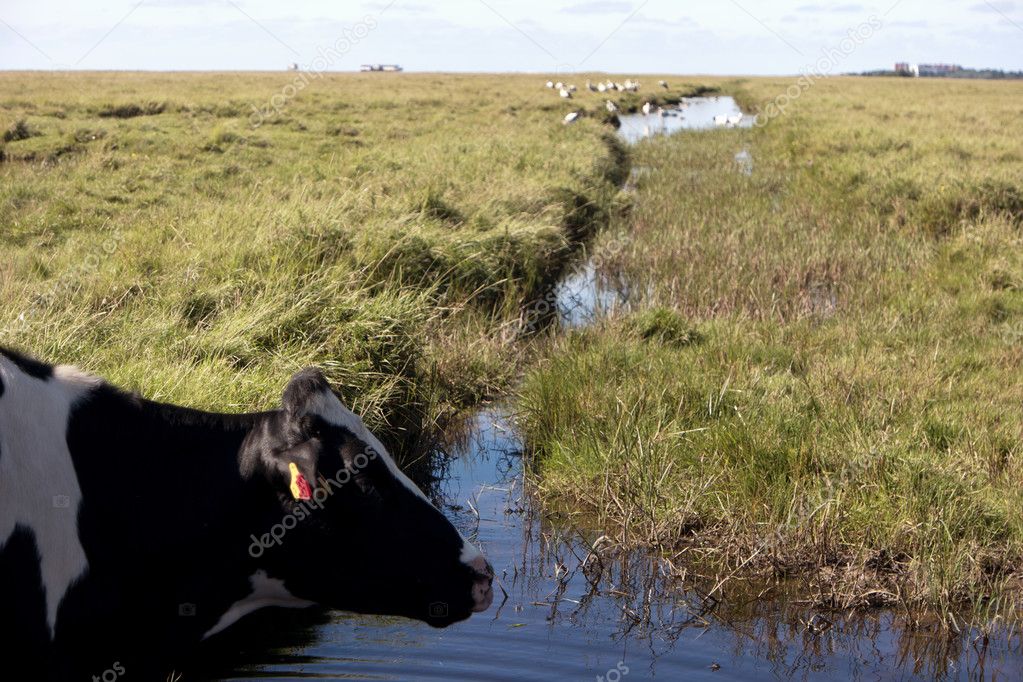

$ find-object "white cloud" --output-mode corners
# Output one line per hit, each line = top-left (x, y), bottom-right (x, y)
(970, 1), (1017, 12)
(562, 2), (634, 15)
(795, 3), (868, 13)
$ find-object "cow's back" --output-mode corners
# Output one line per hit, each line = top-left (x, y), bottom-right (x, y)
(0, 351), (105, 679)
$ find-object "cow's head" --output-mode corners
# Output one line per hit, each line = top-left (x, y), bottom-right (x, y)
(244, 369), (493, 626)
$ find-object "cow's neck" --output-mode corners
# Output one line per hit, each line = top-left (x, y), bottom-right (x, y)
(69, 389), (279, 553)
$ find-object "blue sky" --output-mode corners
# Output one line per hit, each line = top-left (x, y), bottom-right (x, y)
(1, 1), (1020, 73)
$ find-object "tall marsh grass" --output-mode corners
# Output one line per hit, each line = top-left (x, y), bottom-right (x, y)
(521, 76), (1023, 626)
(0, 72), (628, 460)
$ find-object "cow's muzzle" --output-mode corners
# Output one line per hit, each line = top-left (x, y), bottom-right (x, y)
(467, 555), (494, 613)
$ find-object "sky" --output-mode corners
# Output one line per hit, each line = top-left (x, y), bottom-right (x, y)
(0, 1), (1020, 74)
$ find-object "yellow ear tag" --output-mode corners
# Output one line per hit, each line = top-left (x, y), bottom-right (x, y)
(289, 462), (312, 500)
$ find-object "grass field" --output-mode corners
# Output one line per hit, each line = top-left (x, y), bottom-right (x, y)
(4, 72), (1022, 626)
(519, 76), (1023, 626)
(0, 71), (632, 460)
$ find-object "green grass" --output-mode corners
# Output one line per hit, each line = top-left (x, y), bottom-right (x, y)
(0, 71), (628, 459)
(520, 76), (1023, 625)
(7, 71), (1022, 625)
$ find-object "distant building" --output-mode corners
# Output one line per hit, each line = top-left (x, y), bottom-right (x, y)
(918, 63), (962, 76)
(895, 62), (962, 77)
(360, 64), (403, 72)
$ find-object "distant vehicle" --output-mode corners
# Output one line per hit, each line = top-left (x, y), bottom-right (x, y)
(360, 64), (403, 72)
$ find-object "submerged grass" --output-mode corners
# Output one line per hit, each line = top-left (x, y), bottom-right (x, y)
(520, 76), (1023, 626)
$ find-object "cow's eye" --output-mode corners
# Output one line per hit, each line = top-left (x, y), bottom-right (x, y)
(303, 415), (327, 438)
(357, 460), (397, 497)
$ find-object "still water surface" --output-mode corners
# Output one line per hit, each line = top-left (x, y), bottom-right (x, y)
(616, 96), (754, 144)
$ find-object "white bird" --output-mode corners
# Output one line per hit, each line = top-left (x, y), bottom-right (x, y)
(555, 81), (564, 90)
(597, 82), (607, 92)
(563, 111), (580, 125)
(642, 101), (654, 115)
(568, 84), (577, 92)
(727, 113), (743, 126)
(546, 80), (554, 88)
(606, 100), (618, 113)
(559, 87), (572, 99)
(658, 80), (668, 89)
(713, 114), (727, 126)
(586, 80), (597, 92)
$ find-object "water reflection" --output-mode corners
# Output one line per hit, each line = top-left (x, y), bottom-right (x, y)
(735, 148), (753, 176)
(616, 96), (755, 144)
(555, 259), (634, 327)
(433, 409), (1023, 681)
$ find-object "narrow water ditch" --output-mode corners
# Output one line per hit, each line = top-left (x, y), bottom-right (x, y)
(206, 97), (1023, 681)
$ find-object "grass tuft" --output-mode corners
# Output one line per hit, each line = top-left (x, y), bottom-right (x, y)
(97, 102), (167, 118)
(3, 119), (39, 142)
(628, 307), (703, 347)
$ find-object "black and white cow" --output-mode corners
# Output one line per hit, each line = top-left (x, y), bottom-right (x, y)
(0, 347), (493, 680)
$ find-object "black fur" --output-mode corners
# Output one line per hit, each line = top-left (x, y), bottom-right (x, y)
(0, 345), (54, 380)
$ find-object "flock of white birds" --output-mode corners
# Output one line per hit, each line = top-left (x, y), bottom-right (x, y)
(553, 78), (744, 128)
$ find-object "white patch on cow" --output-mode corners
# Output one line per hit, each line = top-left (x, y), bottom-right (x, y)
(305, 389), (432, 505)
(203, 570), (315, 639)
(460, 541), (483, 565)
(0, 359), (96, 637)
(305, 388), (487, 564)
(53, 364), (102, 389)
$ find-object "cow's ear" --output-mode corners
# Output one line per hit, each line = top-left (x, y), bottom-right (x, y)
(282, 367), (332, 420)
(275, 440), (320, 501)
(275, 368), (333, 499)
